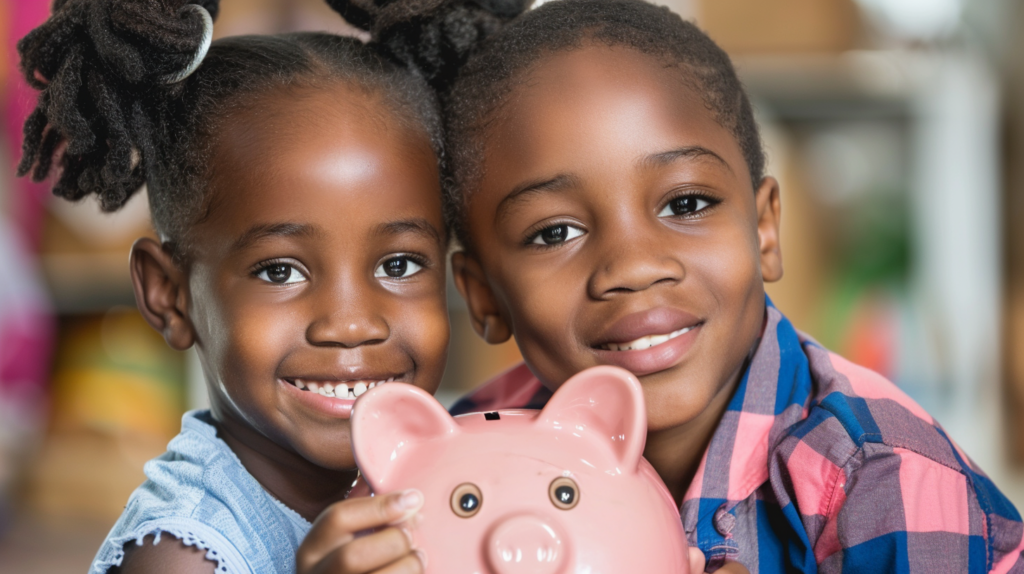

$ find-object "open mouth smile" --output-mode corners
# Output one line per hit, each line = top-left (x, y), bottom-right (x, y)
(599, 325), (698, 352)
(590, 307), (704, 377)
(280, 373), (405, 418)
(284, 376), (396, 399)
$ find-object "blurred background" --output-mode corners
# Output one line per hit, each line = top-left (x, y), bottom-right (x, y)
(1, 0), (1023, 570)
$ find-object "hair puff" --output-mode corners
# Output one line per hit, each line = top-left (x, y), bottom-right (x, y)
(17, 0), (221, 211)
(326, 0), (531, 93)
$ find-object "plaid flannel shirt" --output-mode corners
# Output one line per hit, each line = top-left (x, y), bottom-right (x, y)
(449, 303), (1024, 573)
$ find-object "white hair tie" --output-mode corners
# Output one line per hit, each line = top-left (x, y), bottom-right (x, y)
(161, 4), (213, 84)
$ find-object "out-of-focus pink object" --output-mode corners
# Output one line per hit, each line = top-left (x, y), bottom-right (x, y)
(5, 0), (53, 249)
(352, 366), (690, 574)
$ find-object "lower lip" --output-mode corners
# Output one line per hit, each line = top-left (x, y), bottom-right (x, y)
(280, 379), (355, 419)
(591, 324), (702, 377)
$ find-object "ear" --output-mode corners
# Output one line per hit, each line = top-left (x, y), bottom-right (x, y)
(756, 176), (783, 283)
(537, 366), (646, 468)
(351, 382), (459, 491)
(130, 238), (195, 350)
(451, 251), (511, 344)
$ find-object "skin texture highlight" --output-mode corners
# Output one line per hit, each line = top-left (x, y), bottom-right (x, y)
(118, 84), (446, 574)
(453, 44), (782, 508)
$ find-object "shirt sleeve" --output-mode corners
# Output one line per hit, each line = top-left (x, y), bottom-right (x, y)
(814, 443), (1023, 574)
(448, 362), (545, 415)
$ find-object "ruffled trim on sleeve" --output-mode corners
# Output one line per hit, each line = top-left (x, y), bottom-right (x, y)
(90, 517), (251, 574)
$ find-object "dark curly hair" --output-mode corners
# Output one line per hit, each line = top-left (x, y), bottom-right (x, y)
(441, 0), (766, 248)
(17, 0), (529, 258)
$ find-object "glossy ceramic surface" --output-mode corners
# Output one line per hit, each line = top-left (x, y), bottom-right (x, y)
(351, 366), (690, 574)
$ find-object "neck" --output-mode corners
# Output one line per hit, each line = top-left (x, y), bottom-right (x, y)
(643, 363), (745, 507)
(213, 408), (357, 523)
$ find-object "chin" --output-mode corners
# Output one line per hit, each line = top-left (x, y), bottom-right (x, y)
(646, 398), (708, 431)
(304, 450), (358, 472)
(290, 432), (356, 470)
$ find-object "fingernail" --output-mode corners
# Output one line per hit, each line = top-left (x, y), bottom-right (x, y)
(400, 525), (414, 546)
(398, 489), (423, 512)
(414, 549), (428, 569)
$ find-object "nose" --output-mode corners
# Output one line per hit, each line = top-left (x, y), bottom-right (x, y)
(487, 515), (567, 574)
(305, 282), (390, 347)
(587, 228), (684, 299)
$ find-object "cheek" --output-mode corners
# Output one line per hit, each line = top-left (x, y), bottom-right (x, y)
(192, 278), (300, 384)
(498, 265), (570, 336)
(693, 221), (762, 304)
(494, 263), (587, 381)
(398, 295), (450, 378)
(685, 225), (765, 374)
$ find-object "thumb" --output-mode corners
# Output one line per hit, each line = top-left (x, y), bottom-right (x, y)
(688, 546), (706, 573)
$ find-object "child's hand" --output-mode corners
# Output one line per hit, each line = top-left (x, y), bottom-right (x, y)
(688, 548), (750, 574)
(296, 490), (425, 574)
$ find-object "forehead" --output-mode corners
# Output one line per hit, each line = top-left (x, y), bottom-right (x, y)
(482, 44), (748, 186)
(203, 84), (441, 232)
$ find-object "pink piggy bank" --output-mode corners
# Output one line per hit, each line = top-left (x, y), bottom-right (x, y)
(351, 365), (690, 574)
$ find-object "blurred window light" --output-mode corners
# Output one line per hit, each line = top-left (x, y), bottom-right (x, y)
(855, 0), (962, 39)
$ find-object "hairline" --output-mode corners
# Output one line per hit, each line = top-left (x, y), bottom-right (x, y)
(447, 36), (760, 250)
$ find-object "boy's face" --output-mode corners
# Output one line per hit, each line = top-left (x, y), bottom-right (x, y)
(455, 45), (781, 432)
(184, 86), (449, 470)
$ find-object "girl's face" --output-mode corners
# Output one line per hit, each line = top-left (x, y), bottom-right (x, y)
(186, 85), (449, 470)
(455, 45), (782, 433)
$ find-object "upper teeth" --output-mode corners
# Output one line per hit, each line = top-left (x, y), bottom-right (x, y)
(601, 326), (694, 351)
(291, 376), (394, 398)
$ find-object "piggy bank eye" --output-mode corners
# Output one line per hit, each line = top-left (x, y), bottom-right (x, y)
(451, 483), (483, 518)
(549, 477), (579, 510)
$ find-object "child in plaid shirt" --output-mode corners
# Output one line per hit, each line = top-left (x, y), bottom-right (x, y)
(436, 0), (1024, 571)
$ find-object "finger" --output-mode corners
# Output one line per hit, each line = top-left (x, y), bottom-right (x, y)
(372, 553), (424, 574)
(298, 490), (423, 571)
(717, 562), (751, 574)
(688, 547), (706, 573)
(319, 526), (414, 574)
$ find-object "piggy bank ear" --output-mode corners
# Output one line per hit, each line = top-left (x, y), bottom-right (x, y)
(351, 383), (458, 491)
(538, 366), (647, 468)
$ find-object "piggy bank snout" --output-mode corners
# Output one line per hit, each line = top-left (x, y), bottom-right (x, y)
(486, 514), (567, 574)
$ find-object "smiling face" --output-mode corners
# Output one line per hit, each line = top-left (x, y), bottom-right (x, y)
(455, 45), (781, 433)
(184, 84), (449, 471)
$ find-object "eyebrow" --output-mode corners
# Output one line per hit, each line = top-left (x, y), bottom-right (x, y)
(231, 222), (322, 252)
(372, 218), (444, 244)
(640, 146), (733, 173)
(496, 173), (580, 223)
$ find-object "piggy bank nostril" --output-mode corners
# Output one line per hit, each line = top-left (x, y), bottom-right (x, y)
(487, 515), (566, 574)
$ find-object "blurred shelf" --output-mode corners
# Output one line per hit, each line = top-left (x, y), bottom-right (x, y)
(41, 252), (136, 314)
(736, 50), (929, 120)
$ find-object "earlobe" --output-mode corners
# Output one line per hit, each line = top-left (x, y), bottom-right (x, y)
(756, 176), (783, 283)
(130, 238), (196, 351)
(482, 315), (512, 345)
(451, 251), (512, 345)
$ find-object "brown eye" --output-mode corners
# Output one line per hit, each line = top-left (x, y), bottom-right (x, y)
(451, 483), (483, 518)
(549, 476), (579, 510)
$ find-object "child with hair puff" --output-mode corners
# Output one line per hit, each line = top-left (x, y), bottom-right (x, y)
(15, 0), (528, 572)
(412, 0), (1023, 572)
